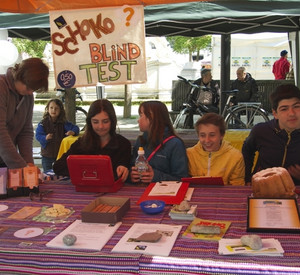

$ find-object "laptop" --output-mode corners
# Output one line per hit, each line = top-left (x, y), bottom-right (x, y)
(181, 176), (224, 186)
(67, 155), (124, 193)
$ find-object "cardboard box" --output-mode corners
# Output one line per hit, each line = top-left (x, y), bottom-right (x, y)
(81, 197), (130, 224)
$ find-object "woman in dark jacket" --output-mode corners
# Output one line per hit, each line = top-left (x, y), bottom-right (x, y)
(53, 99), (131, 181)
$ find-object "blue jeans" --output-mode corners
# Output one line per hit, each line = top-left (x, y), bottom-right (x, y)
(42, 156), (56, 172)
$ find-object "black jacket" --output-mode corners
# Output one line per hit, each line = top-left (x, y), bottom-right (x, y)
(231, 73), (259, 103)
(53, 134), (131, 178)
(189, 78), (220, 111)
(242, 119), (300, 185)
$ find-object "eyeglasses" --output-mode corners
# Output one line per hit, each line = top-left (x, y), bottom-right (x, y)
(29, 190), (53, 201)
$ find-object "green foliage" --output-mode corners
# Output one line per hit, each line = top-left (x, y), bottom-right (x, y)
(166, 36), (211, 61)
(12, 38), (49, 58)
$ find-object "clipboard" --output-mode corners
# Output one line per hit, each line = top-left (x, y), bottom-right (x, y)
(137, 182), (189, 205)
(247, 197), (300, 233)
(181, 177), (224, 186)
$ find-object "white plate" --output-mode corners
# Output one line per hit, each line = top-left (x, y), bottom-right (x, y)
(0, 205), (8, 212)
(14, 227), (44, 239)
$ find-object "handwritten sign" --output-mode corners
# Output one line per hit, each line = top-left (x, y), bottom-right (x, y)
(49, 5), (146, 88)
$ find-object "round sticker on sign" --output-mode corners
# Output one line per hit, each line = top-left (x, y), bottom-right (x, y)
(57, 70), (76, 88)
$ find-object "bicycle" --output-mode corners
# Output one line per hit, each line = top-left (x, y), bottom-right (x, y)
(56, 88), (87, 130)
(173, 76), (270, 129)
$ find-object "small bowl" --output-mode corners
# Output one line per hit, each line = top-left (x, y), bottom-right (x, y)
(140, 200), (165, 214)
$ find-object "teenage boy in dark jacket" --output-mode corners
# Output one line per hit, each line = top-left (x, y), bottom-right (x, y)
(242, 84), (300, 185)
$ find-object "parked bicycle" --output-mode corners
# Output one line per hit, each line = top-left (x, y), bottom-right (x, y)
(173, 76), (270, 129)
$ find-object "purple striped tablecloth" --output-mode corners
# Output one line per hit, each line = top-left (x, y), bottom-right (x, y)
(0, 181), (300, 274)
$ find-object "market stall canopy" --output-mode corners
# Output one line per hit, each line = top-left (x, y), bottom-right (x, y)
(1, 1), (300, 41)
(0, 0), (199, 13)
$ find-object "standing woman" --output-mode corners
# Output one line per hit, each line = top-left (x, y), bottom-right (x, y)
(0, 58), (49, 169)
(187, 113), (245, 186)
(53, 99), (131, 182)
(130, 100), (188, 183)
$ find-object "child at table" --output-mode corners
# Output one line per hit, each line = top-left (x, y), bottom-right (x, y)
(53, 99), (131, 182)
(130, 100), (188, 184)
(187, 113), (245, 185)
(35, 99), (79, 172)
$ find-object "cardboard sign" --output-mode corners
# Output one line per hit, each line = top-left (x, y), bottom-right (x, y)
(49, 5), (146, 88)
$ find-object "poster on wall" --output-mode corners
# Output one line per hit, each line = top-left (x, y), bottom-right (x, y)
(49, 6), (146, 88)
(231, 57), (240, 67)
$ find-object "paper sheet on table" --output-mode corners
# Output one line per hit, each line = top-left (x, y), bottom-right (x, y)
(46, 219), (121, 251)
(148, 181), (182, 196)
(218, 238), (284, 256)
(112, 223), (182, 256)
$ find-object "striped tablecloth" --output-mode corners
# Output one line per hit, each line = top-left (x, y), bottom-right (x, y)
(0, 181), (300, 274)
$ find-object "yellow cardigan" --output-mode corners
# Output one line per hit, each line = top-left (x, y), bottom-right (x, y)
(186, 140), (245, 186)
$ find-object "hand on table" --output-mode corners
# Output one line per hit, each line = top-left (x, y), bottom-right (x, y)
(116, 165), (129, 182)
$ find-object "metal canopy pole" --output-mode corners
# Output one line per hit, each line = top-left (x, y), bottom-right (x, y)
(220, 34), (231, 113)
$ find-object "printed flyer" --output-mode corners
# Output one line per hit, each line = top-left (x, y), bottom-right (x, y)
(183, 218), (231, 241)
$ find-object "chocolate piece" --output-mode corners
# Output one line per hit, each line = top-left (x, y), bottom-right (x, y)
(135, 232), (162, 242)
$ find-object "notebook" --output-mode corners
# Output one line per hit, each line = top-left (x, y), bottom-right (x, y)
(181, 177), (224, 186)
(67, 155), (123, 193)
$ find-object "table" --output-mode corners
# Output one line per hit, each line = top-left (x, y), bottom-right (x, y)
(56, 129), (251, 159)
(0, 181), (300, 274)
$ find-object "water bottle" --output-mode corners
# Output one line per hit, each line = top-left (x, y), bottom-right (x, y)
(135, 147), (148, 178)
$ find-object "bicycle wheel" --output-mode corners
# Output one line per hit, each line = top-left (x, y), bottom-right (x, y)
(173, 108), (194, 129)
(75, 106), (87, 131)
(225, 105), (269, 129)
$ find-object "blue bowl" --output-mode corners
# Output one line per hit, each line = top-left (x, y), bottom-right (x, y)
(140, 200), (165, 214)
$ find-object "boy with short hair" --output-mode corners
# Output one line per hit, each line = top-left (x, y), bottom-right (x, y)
(242, 84), (300, 185)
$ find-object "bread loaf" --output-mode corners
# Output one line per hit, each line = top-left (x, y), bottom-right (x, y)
(252, 167), (295, 198)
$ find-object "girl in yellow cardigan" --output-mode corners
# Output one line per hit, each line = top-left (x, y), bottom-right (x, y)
(187, 113), (245, 185)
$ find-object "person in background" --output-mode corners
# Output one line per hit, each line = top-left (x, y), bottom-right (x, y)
(35, 99), (80, 172)
(0, 58), (49, 169)
(242, 84), (300, 185)
(286, 65), (294, 81)
(130, 100), (188, 184)
(231, 66), (259, 104)
(272, 50), (290, 80)
(187, 68), (220, 128)
(187, 113), (245, 186)
(53, 99), (131, 182)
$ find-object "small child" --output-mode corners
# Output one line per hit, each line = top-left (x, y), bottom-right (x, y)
(36, 99), (80, 172)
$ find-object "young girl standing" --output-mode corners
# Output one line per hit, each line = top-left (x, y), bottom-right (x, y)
(36, 99), (79, 172)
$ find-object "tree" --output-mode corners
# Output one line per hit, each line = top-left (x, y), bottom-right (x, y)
(12, 38), (49, 58)
(166, 36), (211, 62)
